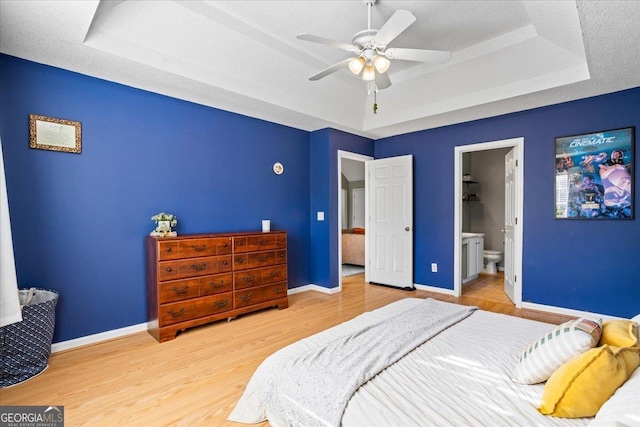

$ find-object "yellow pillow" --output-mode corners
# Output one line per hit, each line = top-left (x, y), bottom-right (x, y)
(599, 320), (638, 347)
(539, 345), (640, 418)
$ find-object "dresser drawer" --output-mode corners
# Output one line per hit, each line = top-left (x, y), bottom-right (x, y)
(233, 250), (278, 271)
(159, 293), (232, 326)
(158, 241), (181, 261)
(179, 237), (233, 258)
(261, 265), (287, 285)
(158, 261), (180, 282)
(276, 249), (287, 264)
(233, 269), (263, 290)
(177, 255), (232, 279)
(159, 278), (200, 303)
(199, 273), (233, 296)
(234, 265), (287, 290)
(234, 235), (276, 253)
(274, 233), (287, 248)
(234, 283), (287, 309)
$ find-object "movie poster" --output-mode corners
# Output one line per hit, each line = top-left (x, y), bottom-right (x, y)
(555, 127), (634, 219)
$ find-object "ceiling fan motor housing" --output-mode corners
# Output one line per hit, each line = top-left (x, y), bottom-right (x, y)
(352, 29), (384, 56)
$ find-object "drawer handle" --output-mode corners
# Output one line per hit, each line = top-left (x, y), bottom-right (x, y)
(223, 260), (228, 265)
(168, 308), (185, 318)
(222, 242), (228, 247)
(243, 275), (256, 282)
(172, 286), (189, 294)
(215, 299), (228, 308)
(191, 244), (206, 251)
(238, 242), (243, 246)
(240, 294), (252, 302)
(255, 255), (268, 262)
(279, 253), (285, 258)
(165, 267), (173, 272)
(165, 247), (172, 252)
(258, 239), (267, 245)
(209, 280), (224, 289)
(236, 258), (243, 264)
(270, 271), (281, 277)
(273, 288), (284, 294)
(191, 263), (206, 271)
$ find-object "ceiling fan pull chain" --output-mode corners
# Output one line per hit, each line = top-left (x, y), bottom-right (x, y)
(373, 89), (378, 114)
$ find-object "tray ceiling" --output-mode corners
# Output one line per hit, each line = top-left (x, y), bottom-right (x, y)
(1, 1), (639, 139)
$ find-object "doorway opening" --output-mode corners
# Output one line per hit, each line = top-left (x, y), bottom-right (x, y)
(338, 150), (372, 290)
(454, 138), (524, 307)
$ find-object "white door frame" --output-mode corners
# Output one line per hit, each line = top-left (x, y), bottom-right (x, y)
(338, 150), (373, 290)
(453, 137), (524, 307)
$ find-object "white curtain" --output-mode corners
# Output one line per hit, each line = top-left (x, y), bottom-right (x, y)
(0, 137), (22, 327)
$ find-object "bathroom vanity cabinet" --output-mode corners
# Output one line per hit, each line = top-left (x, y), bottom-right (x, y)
(462, 233), (484, 283)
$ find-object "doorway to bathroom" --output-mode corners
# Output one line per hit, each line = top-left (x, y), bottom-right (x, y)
(453, 138), (523, 307)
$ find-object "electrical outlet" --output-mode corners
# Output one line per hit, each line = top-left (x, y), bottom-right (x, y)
(317, 211), (324, 221)
(431, 263), (438, 273)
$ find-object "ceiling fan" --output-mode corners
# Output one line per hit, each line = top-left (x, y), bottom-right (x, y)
(297, 0), (451, 90)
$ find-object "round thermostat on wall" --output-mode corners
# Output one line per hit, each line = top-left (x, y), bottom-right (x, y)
(273, 162), (284, 175)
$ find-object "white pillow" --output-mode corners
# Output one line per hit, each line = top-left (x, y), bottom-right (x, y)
(632, 313), (640, 325)
(588, 366), (640, 426)
(512, 317), (602, 384)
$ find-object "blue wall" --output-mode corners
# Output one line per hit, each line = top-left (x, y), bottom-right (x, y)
(0, 55), (311, 342)
(2, 52), (638, 344)
(377, 88), (640, 318)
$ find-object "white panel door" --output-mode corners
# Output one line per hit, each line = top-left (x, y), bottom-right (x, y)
(504, 147), (517, 303)
(366, 155), (413, 289)
(352, 188), (365, 229)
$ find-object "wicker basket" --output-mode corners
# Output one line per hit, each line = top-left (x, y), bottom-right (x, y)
(0, 288), (59, 387)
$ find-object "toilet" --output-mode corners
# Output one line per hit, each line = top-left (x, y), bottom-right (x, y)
(483, 250), (503, 274)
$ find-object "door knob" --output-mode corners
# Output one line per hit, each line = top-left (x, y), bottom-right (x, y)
(405, 226), (411, 231)
(500, 229), (507, 233)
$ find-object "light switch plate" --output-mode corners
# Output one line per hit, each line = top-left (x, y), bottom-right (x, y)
(317, 211), (325, 221)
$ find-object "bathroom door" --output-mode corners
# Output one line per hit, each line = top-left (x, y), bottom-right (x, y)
(366, 155), (413, 289)
(504, 147), (517, 303)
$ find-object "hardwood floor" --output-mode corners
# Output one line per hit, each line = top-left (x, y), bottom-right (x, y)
(1, 274), (575, 426)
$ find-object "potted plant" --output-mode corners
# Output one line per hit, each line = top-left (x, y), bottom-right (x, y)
(150, 212), (178, 237)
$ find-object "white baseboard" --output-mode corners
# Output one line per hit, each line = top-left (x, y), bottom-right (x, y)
(52, 322), (148, 353)
(414, 283), (456, 296)
(288, 284), (340, 295)
(521, 302), (622, 322)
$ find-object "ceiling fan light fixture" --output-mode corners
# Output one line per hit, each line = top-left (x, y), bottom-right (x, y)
(362, 64), (376, 81)
(348, 56), (365, 75)
(373, 55), (390, 74)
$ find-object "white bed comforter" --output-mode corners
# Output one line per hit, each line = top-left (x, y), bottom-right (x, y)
(229, 298), (591, 427)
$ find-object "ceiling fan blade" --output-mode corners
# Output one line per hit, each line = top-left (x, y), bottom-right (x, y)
(297, 33), (358, 52)
(384, 48), (452, 63)
(374, 10), (416, 46)
(308, 58), (353, 81)
(375, 71), (392, 90)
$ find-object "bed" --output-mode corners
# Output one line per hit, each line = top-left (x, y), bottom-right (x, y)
(341, 229), (365, 266)
(228, 298), (640, 427)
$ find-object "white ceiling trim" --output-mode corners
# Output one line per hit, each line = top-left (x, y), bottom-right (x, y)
(1, 1), (639, 139)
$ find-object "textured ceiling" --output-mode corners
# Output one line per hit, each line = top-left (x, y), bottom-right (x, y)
(1, 1), (640, 139)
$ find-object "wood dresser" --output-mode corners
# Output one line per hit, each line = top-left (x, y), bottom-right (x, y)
(146, 231), (288, 342)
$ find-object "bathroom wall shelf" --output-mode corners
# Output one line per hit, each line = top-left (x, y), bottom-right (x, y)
(462, 180), (480, 202)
